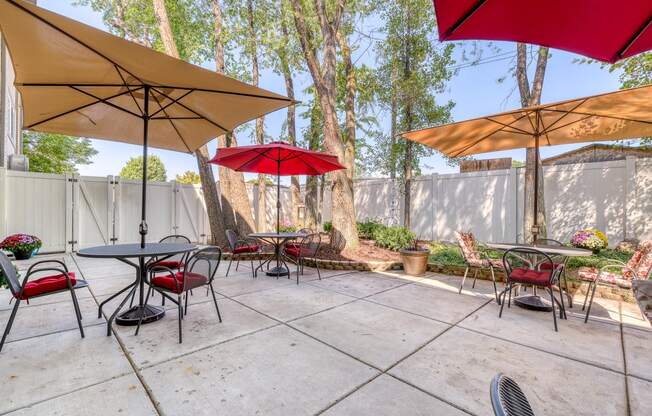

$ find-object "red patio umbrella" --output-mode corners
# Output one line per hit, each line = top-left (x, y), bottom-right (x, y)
(433, 0), (652, 63)
(209, 141), (345, 233)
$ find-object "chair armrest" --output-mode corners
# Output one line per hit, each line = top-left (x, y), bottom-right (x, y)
(18, 267), (75, 299)
(26, 259), (69, 276)
(598, 264), (636, 281)
(148, 265), (180, 291)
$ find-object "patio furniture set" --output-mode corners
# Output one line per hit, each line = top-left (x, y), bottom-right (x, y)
(0, 230), (320, 350)
(455, 231), (652, 331)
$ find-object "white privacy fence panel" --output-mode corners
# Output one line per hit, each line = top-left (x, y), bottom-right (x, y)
(76, 175), (112, 249)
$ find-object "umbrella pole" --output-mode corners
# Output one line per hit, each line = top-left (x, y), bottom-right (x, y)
(532, 134), (540, 243)
(277, 158), (281, 235)
(139, 85), (150, 249)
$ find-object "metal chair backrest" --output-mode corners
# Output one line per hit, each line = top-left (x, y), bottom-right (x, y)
(183, 246), (222, 290)
(0, 252), (21, 296)
(626, 240), (652, 280)
(502, 247), (557, 285)
(490, 373), (535, 416)
(298, 233), (321, 257)
(298, 228), (313, 234)
(225, 229), (238, 251)
(533, 238), (568, 265)
(455, 231), (482, 264)
(159, 234), (191, 244)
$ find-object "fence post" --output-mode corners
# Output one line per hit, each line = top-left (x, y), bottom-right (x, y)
(508, 167), (519, 243)
(431, 173), (438, 241)
(0, 168), (6, 238)
(624, 157), (637, 240)
(171, 180), (178, 235)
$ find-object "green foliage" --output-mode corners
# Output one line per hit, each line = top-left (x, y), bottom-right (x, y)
(247, 177), (275, 186)
(375, 226), (415, 251)
(119, 155), (167, 182)
(566, 249), (632, 274)
(428, 241), (466, 267)
(22, 131), (97, 174)
(356, 219), (386, 240)
(175, 170), (201, 184)
(512, 160), (525, 168)
(323, 222), (332, 233)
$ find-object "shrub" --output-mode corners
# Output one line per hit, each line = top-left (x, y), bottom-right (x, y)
(357, 219), (386, 240)
(428, 241), (466, 266)
(323, 222), (332, 232)
(375, 226), (415, 251)
(570, 228), (608, 252)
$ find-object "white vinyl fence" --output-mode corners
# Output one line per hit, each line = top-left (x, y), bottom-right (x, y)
(0, 157), (650, 253)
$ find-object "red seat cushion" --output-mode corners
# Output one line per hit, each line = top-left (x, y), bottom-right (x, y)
(151, 271), (207, 293)
(154, 260), (184, 269)
(233, 245), (260, 254)
(539, 262), (563, 271)
(285, 243), (300, 250)
(284, 246), (301, 257)
(508, 268), (552, 287)
(19, 272), (77, 299)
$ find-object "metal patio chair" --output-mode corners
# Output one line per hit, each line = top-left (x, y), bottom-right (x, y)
(490, 373), (535, 416)
(144, 234), (192, 306)
(533, 238), (572, 307)
(282, 232), (321, 284)
(225, 229), (262, 278)
(0, 253), (87, 352)
(138, 246), (223, 343)
(500, 247), (566, 331)
(455, 231), (502, 303)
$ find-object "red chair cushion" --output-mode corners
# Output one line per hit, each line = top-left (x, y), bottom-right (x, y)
(285, 243), (300, 250)
(539, 262), (563, 271)
(284, 246), (301, 257)
(233, 245), (260, 254)
(19, 272), (77, 299)
(154, 260), (184, 269)
(508, 268), (552, 287)
(151, 271), (207, 293)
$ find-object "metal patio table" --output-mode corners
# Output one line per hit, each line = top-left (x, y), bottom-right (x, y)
(249, 232), (306, 277)
(487, 242), (591, 311)
(77, 243), (196, 335)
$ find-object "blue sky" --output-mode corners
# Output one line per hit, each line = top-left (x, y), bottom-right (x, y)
(39, 1), (625, 181)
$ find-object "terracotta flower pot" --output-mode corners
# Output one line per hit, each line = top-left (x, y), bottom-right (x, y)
(400, 249), (429, 276)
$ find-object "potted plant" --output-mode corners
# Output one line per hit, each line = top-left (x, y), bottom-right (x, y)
(400, 236), (430, 276)
(570, 228), (608, 254)
(0, 234), (42, 260)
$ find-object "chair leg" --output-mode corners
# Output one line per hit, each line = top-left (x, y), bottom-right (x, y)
(471, 269), (478, 288)
(490, 266), (499, 304)
(459, 267), (469, 294)
(584, 279), (599, 323)
(563, 268), (573, 308)
(250, 258), (255, 278)
(549, 287), (558, 332)
(296, 258), (300, 285)
(209, 283), (222, 322)
(235, 258), (240, 271)
(316, 261), (321, 280)
(582, 280), (593, 311)
(226, 258), (233, 277)
(69, 287), (85, 339)
(184, 291), (189, 316)
(557, 285), (567, 320)
(178, 295), (183, 344)
(0, 299), (21, 352)
(499, 283), (510, 318)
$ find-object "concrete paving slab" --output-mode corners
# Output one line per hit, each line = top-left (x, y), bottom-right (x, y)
(0, 325), (133, 414)
(368, 283), (489, 324)
(417, 273), (502, 301)
(86, 276), (138, 297)
(390, 327), (627, 416)
(322, 374), (467, 416)
(459, 302), (624, 372)
(114, 298), (278, 368)
(211, 274), (295, 297)
(6, 373), (157, 416)
(0, 286), (95, 311)
(292, 300), (449, 370)
(621, 301), (651, 330)
(629, 376), (652, 416)
(308, 273), (408, 298)
(0, 296), (104, 343)
(141, 325), (378, 416)
(234, 284), (355, 322)
(623, 327), (652, 382)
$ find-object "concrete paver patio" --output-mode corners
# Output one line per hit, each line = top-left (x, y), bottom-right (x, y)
(0, 253), (650, 415)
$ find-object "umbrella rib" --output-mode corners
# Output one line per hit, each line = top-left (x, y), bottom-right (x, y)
(149, 90), (194, 118)
(6, 0), (146, 86)
(152, 85), (294, 103)
(151, 87), (229, 133)
(484, 117), (533, 135)
(615, 14), (652, 60)
(538, 98), (589, 135)
(543, 108), (652, 125)
(541, 114), (595, 135)
(26, 86), (143, 129)
(70, 86), (143, 119)
(443, 0), (488, 39)
(149, 92), (193, 153)
(114, 65), (144, 116)
(233, 149), (268, 171)
(450, 111), (532, 157)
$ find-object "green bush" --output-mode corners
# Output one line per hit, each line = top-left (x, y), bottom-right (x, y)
(566, 248), (631, 274)
(375, 226), (415, 251)
(357, 219), (386, 240)
(323, 222), (332, 232)
(428, 241), (466, 266)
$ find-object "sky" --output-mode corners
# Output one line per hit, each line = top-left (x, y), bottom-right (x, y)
(38, 0), (626, 181)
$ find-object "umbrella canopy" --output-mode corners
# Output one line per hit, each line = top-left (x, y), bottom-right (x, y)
(209, 141), (345, 233)
(433, 0), (652, 63)
(0, 0), (292, 247)
(403, 84), (652, 158)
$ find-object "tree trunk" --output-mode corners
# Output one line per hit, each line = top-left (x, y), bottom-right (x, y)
(305, 101), (321, 230)
(402, 10), (413, 229)
(517, 44), (549, 243)
(389, 68), (398, 180)
(152, 0), (226, 245)
(337, 31), (356, 182)
(291, 0), (359, 249)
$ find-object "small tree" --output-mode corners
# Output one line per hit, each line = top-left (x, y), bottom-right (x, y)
(175, 170), (201, 184)
(119, 155), (167, 182)
(23, 131), (97, 174)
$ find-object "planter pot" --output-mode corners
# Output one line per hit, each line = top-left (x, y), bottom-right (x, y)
(12, 249), (34, 260)
(400, 249), (429, 276)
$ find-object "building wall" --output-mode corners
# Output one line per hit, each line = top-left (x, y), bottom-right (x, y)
(0, 30), (23, 168)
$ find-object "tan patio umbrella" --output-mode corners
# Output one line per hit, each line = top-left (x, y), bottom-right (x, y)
(0, 0), (293, 247)
(402, 84), (652, 239)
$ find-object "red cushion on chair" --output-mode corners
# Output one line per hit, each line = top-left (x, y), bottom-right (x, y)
(233, 245), (260, 254)
(154, 260), (184, 269)
(539, 262), (563, 271)
(151, 271), (207, 293)
(284, 246), (301, 257)
(285, 243), (300, 250)
(18, 272), (77, 299)
(509, 268), (552, 287)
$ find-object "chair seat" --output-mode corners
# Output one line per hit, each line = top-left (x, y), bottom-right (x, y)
(539, 262), (564, 271)
(154, 260), (184, 269)
(509, 268), (552, 287)
(577, 267), (632, 288)
(285, 243), (300, 250)
(468, 258), (504, 269)
(284, 246), (313, 258)
(151, 271), (207, 293)
(18, 272), (77, 299)
(233, 245), (260, 255)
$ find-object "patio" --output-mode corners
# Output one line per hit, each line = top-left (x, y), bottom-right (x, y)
(1, 254), (650, 416)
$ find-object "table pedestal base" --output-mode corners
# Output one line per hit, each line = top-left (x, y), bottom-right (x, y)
(116, 304), (165, 326)
(514, 295), (553, 312)
(266, 266), (289, 277)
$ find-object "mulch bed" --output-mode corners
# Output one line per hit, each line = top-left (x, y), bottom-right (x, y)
(316, 237), (401, 262)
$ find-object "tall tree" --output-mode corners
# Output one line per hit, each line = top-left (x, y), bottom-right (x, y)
(23, 132), (97, 174)
(376, 0), (454, 228)
(290, 0), (359, 249)
(303, 94), (323, 229)
(119, 155), (167, 182)
(516, 43), (549, 242)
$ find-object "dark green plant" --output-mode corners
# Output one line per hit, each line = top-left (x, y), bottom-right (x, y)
(357, 220), (386, 240)
(323, 222), (333, 233)
(375, 226), (415, 251)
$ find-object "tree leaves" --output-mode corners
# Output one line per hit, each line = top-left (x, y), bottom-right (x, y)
(119, 155), (167, 182)
(22, 131), (97, 174)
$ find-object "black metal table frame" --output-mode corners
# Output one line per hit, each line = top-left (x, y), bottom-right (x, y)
(251, 235), (300, 277)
